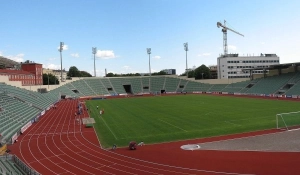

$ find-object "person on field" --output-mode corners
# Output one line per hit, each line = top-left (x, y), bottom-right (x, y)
(112, 144), (117, 150)
(97, 106), (99, 109)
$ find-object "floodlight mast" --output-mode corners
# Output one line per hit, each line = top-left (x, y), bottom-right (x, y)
(217, 20), (244, 56)
(147, 48), (151, 76)
(59, 42), (64, 82)
(183, 42), (188, 76)
(92, 47), (97, 77)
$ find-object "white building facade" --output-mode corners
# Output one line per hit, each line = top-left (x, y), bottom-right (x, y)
(217, 54), (280, 79)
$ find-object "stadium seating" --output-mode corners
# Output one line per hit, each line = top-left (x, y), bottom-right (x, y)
(222, 80), (251, 93)
(0, 155), (26, 175)
(109, 78), (127, 94)
(0, 92), (40, 142)
(141, 77), (150, 93)
(150, 76), (165, 92)
(164, 77), (180, 92)
(208, 84), (227, 92)
(71, 79), (96, 96)
(2, 72), (300, 145)
(245, 73), (295, 94)
(84, 78), (110, 95)
(176, 79), (188, 92)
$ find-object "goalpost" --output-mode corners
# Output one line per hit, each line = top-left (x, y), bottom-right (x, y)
(276, 111), (300, 130)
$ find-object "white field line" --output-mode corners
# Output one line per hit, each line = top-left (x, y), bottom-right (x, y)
(224, 121), (241, 126)
(159, 119), (187, 132)
(226, 116), (270, 122)
(99, 115), (118, 140)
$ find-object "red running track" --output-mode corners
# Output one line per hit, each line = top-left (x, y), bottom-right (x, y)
(9, 99), (300, 175)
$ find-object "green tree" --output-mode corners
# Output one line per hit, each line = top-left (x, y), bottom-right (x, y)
(80, 71), (92, 77)
(194, 64), (210, 79)
(187, 70), (195, 78)
(106, 72), (115, 77)
(67, 66), (81, 77)
(43, 73), (59, 85)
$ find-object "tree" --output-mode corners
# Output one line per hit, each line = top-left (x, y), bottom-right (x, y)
(67, 66), (81, 77)
(80, 71), (92, 77)
(106, 72), (115, 77)
(194, 64), (210, 80)
(187, 70), (195, 78)
(43, 73), (59, 85)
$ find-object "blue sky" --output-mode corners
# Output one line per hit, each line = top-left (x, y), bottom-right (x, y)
(0, 0), (299, 76)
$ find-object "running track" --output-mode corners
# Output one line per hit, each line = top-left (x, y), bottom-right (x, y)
(9, 99), (300, 175)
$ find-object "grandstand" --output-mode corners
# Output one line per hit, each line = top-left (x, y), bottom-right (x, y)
(0, 154), (39, 175)
(0, 65), (299, 175)
(0, 65), (300, 146)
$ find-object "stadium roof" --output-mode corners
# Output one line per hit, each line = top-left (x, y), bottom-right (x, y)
(242, 62), (300, 71)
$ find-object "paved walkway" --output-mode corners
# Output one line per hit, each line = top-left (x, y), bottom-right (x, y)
(198, 129), (300, 152)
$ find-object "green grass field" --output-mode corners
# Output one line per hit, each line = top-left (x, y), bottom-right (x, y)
(85, 95), (300, 148)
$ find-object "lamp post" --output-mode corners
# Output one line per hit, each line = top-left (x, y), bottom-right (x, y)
(58, 42), (64, 83)
(147, 48), (151, 76)
(183, 42), (188, 76)
(92, 47), (97, 77)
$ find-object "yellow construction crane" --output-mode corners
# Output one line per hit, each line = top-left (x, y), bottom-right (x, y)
(217, 20), (244, 57)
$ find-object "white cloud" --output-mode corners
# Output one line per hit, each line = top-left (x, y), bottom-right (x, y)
(57, 44), (68, 51)
(71, 53), (79, 58)
(43, 63), (60, 70)
(89, 69), (105, 77)
(47, 57), (57, 61)
(261, 42), (265, 45)
(5, 53), (25, 62)
(123, 65), (130, 70)
(197, 53), (211, 57)
(0, 51), (2, 56)
(228, 45), (237, 51)
(153, 56), (161, 60)
(96, 50), (116, 59)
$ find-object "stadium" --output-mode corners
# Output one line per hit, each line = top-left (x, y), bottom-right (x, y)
(1, 62), (300, 174)
(1, 1), (300, 174)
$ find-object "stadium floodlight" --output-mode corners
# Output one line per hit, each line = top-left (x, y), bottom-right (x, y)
(92, 47), (97, 77)
(183, 42), (188, 76)
(58, 42), (64, 82)
(147, 48), (151, 76)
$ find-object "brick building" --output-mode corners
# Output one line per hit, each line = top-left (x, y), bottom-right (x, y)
(21, 62), (43, 85)
(0, 69), (35, 85)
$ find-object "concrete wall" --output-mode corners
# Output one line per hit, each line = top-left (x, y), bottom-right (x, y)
(177, 76), (249, 84)
(0, 75), (80, 92)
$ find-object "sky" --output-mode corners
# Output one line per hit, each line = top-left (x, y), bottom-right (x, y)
(0, 0), (300, 76)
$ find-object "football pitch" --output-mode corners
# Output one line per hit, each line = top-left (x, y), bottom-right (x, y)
(85, 95), (300, 148)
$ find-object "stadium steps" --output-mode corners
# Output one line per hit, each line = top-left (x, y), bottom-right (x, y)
(164, 77), (180, 92)
(109, 78), (127, 94)
(0, 156), (26, 175)
(82, 79), (97, 95)
(246, 73), (294, 94)
(141, 77), (150, 93)
(208, 84), (227, 92)
(150, 77), (165, 93)
(92, 78), (110, 95)
(100, 78), (116, 95)
(176, 79), (188, 92)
